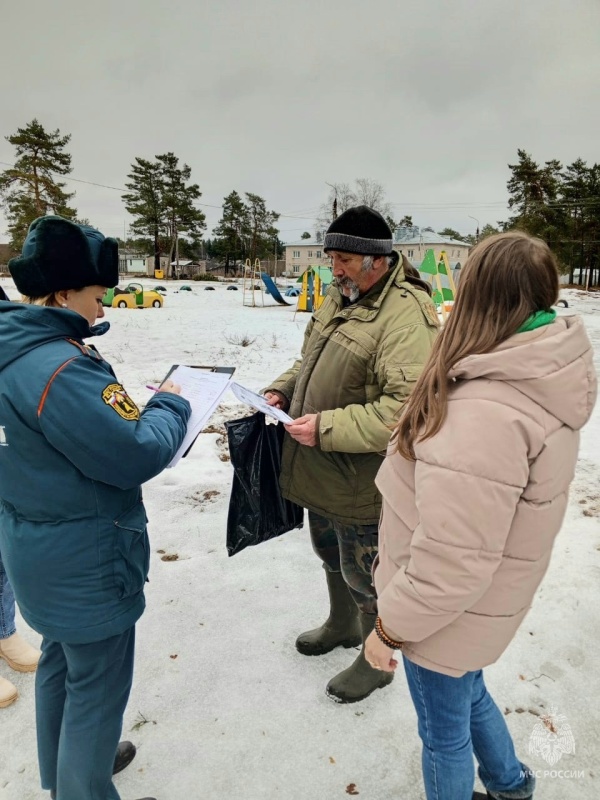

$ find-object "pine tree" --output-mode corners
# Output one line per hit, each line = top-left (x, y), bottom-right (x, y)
(156, 153), (206, 277)
(123, 153), (206, 278)
(244, 192), (279, 263)
(480, 223), (501, 240)
(504, 149), (567, 263)
(502, 149), (600, 284)
(560, 159), (600, 285)
(122, 158), (165, 275)
(212, 191), (251, 275)
(437, 227), (465, 241)
(0, 119), (77, 249)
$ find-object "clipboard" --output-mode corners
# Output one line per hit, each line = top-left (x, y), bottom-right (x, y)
(158, 365), (235, 463)
(163, 364), (236, 380)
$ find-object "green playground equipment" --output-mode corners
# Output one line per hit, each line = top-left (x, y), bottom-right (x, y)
(418, 250), (457, 319)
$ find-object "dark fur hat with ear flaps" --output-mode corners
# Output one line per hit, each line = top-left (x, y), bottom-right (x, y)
(8, 215), (119, 297)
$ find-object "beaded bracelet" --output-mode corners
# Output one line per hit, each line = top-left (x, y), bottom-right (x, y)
(375, 616), (403, 650)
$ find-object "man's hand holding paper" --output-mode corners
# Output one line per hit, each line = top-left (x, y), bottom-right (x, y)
(230, 382), (293, 424)
(283, 414), (318, 447)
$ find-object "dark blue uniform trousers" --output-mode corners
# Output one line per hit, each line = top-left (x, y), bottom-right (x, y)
(35, 626), (135, 800)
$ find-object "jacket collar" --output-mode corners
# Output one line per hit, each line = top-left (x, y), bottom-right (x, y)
(0, 303), (110, 372)
(327, 262), (406, 321)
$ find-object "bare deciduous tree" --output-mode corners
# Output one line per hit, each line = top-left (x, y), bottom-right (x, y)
(317, 179), (395, 230)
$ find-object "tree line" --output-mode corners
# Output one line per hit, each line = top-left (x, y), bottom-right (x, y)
(501, 149), (600, 285)
(0, 120), (281, 278)
(1, 121), (598, 285)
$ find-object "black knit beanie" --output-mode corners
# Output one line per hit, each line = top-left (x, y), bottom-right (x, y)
(9, 216), (119, 297)
(323, 205), (393, 256)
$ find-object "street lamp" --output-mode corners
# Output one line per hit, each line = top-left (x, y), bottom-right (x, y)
(468, 215), (480, 242)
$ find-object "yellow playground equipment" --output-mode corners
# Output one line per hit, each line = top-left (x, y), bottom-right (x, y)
(296, 266), (333, 313)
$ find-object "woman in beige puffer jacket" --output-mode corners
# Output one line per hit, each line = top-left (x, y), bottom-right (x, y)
(366, 232), (597, 800)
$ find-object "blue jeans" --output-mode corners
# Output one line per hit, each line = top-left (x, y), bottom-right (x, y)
(0, 550), (16, 640)
(403, 657), (535, 800)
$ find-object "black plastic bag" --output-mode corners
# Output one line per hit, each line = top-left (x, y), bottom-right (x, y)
(225, 412), (304, 556)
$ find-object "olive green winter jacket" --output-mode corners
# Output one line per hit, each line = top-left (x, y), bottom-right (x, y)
(267, 262), (438, 524)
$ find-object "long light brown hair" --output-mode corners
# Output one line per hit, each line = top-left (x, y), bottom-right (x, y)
(395, 231), (560, 459)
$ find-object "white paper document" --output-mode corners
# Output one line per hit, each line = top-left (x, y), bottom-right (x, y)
(167, 367), (233, 466)
(230, 381), (293, 424)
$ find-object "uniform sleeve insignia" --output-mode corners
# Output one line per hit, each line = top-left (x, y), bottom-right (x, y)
(101, 383), (140, 420)
(423, 301), (441, 328)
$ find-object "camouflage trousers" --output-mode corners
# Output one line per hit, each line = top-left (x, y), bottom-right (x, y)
(308, 511), (379, 615)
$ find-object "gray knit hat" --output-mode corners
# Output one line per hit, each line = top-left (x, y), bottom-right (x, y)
(323, 205), (393, 256)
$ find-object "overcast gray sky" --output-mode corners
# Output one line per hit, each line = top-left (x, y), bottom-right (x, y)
(1, 0), (599, 243)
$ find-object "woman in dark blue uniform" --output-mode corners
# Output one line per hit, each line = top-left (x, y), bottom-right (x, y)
(0, 216), (191, 800)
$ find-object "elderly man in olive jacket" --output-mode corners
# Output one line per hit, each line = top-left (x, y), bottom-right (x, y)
(265, 206), (438, 703)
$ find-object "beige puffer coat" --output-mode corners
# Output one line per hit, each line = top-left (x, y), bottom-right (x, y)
(374, 315), (597, 676)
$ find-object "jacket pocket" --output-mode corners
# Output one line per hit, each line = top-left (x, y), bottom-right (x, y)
(113, 502), (149, 600)
(399, 365), (426, 384)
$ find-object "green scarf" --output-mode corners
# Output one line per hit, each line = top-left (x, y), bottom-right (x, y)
(516, 309), (556, 333)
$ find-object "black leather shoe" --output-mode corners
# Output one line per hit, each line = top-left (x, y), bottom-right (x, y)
(472, 793), (532, 800)
(113, 740), (137, 775)
(50, 740), (137, 797)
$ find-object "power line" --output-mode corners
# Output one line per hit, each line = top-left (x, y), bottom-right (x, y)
(0, 160), (507, 214)
(0, 160), (319, 220)
(3, 160), (599, 225)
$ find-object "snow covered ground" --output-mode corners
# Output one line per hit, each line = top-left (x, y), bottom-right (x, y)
(0, 278), (598, 800)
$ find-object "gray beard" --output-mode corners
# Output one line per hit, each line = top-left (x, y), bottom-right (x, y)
(334, 276), (360, 302)
(333, 258), (377, 302)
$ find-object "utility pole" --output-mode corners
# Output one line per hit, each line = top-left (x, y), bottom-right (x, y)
(173, 214), (179, 280)
(326, 182), (338, 221)
(468, 216), (480, 242)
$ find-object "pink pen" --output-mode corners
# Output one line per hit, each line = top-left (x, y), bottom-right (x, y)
(146, 385), (160, 392)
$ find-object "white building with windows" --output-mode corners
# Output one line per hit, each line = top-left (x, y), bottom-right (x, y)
(284, 239), (329, 276)
(118, 251), (147, 274)
(284, 229), (472, 279)
(393, 229), (471, 266)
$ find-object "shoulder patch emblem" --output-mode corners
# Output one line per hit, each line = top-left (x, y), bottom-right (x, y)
(423, 301), (441, 328)
(102, 383), (140, 420)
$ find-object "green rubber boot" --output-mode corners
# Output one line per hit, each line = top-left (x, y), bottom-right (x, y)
(326, 611), (394, 703)
(295, 570), (361, 656)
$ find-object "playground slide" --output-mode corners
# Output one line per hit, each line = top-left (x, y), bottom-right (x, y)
(260, 272), (292, 305)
